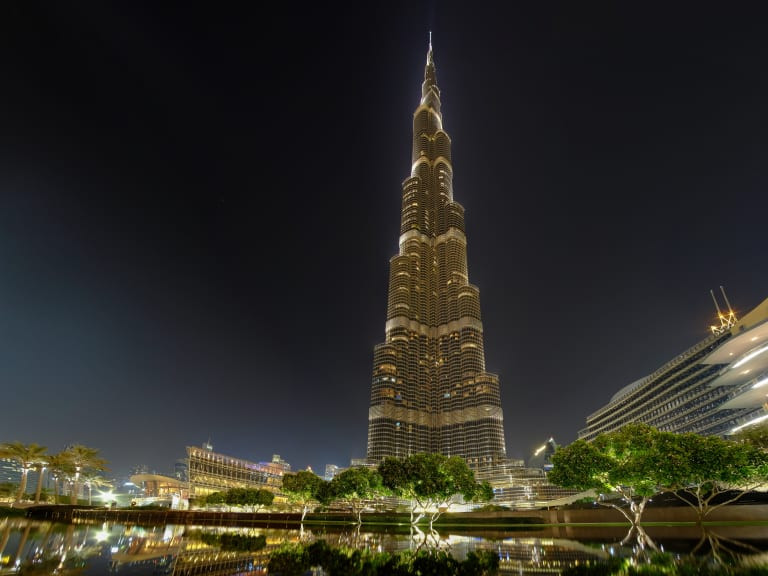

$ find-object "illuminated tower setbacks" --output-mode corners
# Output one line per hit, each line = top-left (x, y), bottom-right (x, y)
(366, 40), (507, 470)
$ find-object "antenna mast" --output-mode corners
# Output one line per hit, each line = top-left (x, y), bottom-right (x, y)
(720, 285), (736, 317)
(710, 286), (737, 335)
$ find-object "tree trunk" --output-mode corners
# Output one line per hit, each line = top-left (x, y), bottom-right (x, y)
(410, 505), (424, 525)
(34, 468), (45, 503)
(70, 480), (79, 505)
(15, 469), (29, 502)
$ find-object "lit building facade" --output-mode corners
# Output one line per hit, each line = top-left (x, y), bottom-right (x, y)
(186, 445), (286, 500)
(366, 40), (507, 470)
(580, 294), (768, 441)
(129, 473), (188, 508)
(324, 464), (341, 481)
(0, 458), (43, 500)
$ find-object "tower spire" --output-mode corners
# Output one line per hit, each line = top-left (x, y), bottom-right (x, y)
(367, 40), (506, 471)
(422, 32), (439, 106)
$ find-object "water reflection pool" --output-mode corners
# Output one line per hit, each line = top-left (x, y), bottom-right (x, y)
(2, 518), (767, 574)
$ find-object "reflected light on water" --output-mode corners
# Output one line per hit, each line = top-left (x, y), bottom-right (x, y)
(1, 518), (767, 574)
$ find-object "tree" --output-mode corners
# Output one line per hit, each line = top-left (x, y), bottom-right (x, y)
(237, 488), (274, 512)
(32, 458), (49, 504)
(81, 473), (111, 506)
(732, 421), (768, 452)
(222, 488), (249, 510)
(379, 456), (419, 521)
(206, 488), (275, 512)
(0, 442), (48, 503)
(46, 453), (75, 504)
(60, 444), (107, 504)
(657, 431), (768, 522)
(204, 491), (226, 508)
(282, 470), (326, 520)
(548, 423), (666, 527)
(0, 482), (16, 500)
(379, 453), (491, 528)
(328, 466), (386, 524)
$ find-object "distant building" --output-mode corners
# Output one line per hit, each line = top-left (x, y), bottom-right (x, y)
(527, 438), (558, 472)
(268, 454), (291, 473)
(349, 458), (377, 469)
(581, 293), (768, 441)
(0, 458), (22, 497)
(173, 458), (188, 482)
(0, 458), (21, 484)
(129, 473), (188, 509)
(475, 460), (582, 509)
(0, 458), (43, 499)
(185, 444), (287, 500)
(130, 464), (150, 476)
(324, 464), (341, 481)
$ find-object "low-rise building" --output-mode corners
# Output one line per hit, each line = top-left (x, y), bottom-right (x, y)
(186, 444), (287, 501)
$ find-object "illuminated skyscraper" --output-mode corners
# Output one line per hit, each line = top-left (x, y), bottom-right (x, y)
(366, 39), (507, 470)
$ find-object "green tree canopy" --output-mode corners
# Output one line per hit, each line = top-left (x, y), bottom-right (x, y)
(60, 444), (107, 505)
(549, 423), (667, 526)
(732, 421), (768, 452)
(204, 491), (226, 506)
(0, 442), (48, 502)
(281, 470), (326, 520)
(215, 488), (275, 511)
(656, 431), (768, 520)
(550, 423), (768, 529)
(379, 453), (491, 527)
(46, 452), (76, 504)
(245, 488), (275, 511)
(328, 466), (386, 524)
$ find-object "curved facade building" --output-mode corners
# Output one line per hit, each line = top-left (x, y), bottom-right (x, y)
(580, 295), (768, 441)
(366, 41), (507, 470)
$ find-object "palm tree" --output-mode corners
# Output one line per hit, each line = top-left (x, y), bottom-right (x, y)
(32, 457), (50, 503)
(0, 442), (48, 503)
(61, 444), (107, 505)
(46, 453), (75, 504)
(82, 473), (112, 505)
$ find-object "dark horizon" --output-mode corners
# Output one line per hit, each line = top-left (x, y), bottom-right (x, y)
(2, 2), (768, 479)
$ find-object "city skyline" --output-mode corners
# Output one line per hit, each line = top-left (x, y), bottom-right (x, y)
(2, 2), (768, 478)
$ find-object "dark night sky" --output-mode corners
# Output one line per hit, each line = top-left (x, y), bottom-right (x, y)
(2, 2), (768, 479)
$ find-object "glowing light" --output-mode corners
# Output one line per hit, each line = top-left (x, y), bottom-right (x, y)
(99, 490), (115, 502)
(731, 413), (768, 433)
(751, 377), (768, 390)
(534, 444), (547, 456)
(732, 344), (768, 369)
